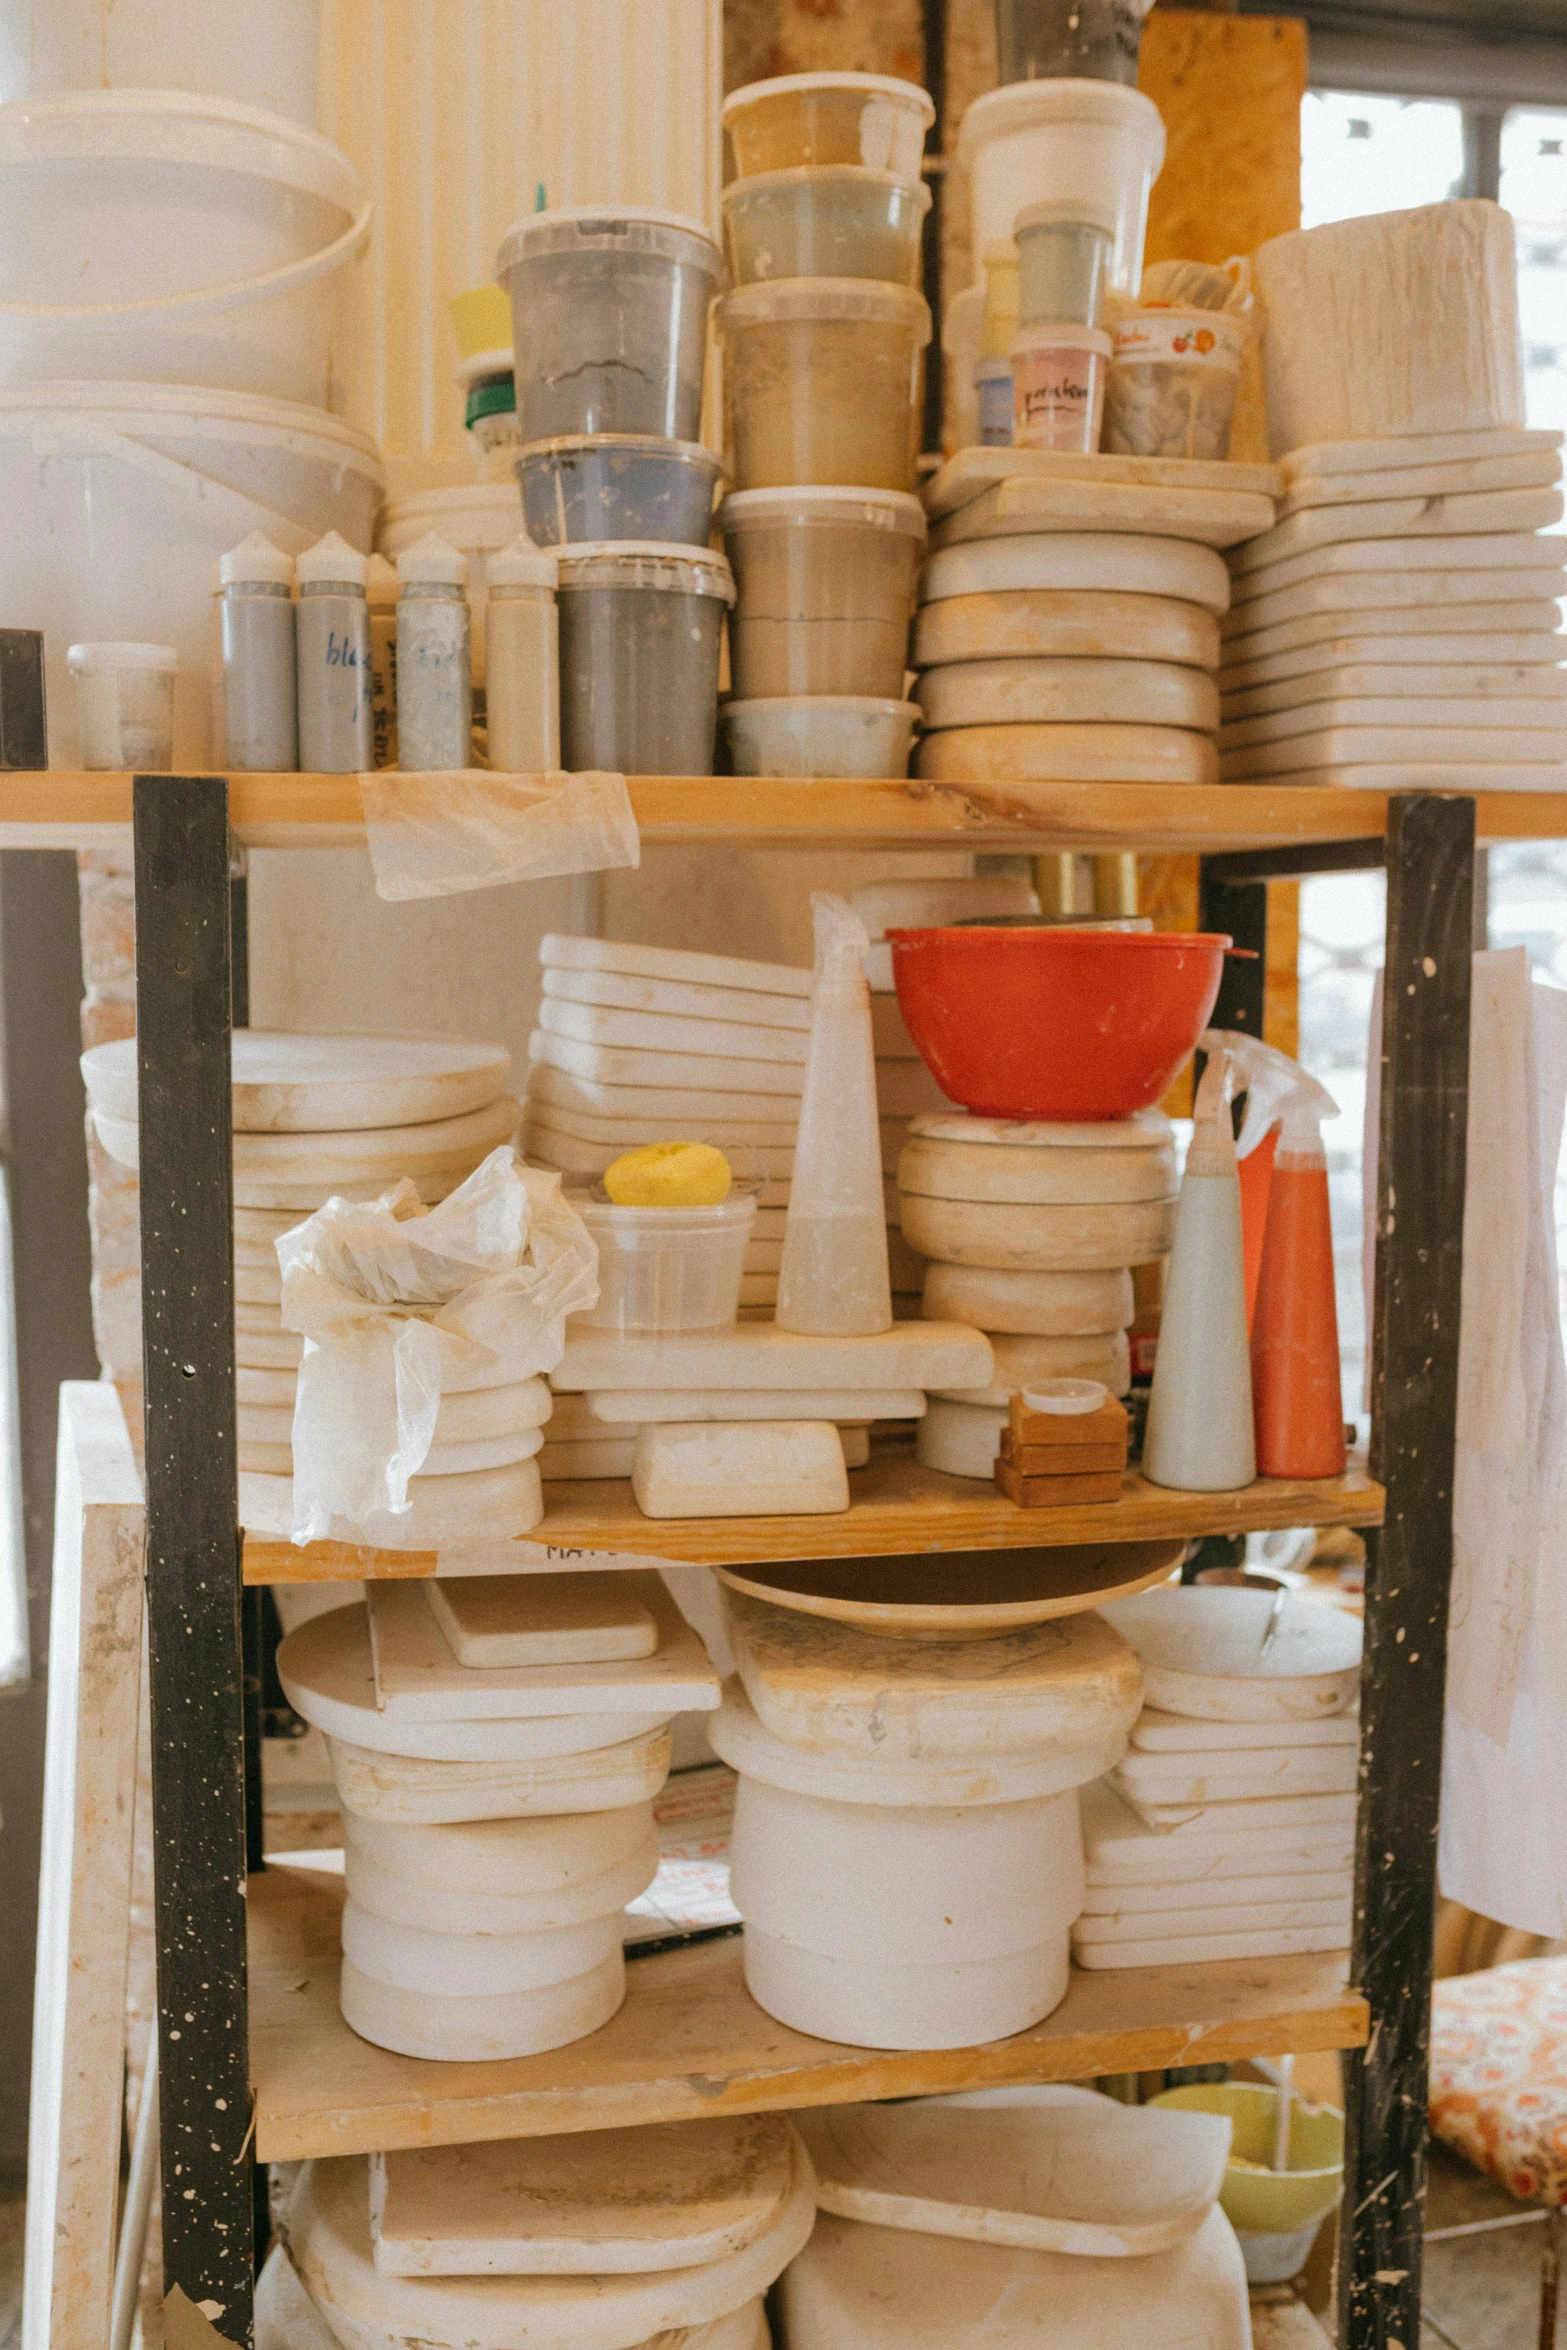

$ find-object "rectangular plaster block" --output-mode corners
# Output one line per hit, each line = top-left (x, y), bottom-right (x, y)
(632, 1421), (850, 1518)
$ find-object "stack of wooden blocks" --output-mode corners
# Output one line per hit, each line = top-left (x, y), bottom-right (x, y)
(994, 1390), (1128, 1508)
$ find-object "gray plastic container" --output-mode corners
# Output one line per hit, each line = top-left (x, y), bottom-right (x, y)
(1016, 199), (1114, 327)
(556, 541), (735, 775)
(994, 0), (1147, 85)
(496, 207), (724, 442)
(518, 434), (723, 547)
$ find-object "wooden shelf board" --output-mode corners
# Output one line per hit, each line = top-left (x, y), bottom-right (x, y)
(8, 770), (1567, 853)
(250, 1866), (1368, 2162)
(243, 1444), (1383, 1582)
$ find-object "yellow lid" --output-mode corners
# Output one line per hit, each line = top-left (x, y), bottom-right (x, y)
(449, 283), (512, 362)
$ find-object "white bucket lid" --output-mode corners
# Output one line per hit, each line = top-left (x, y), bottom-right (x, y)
(1010, 322), (1113, 357)
(723, 72), (935, 128)
(0, 377), (383, 477)
(719, 484), (926, 539)
(958, 77), (1166, 173)
(556, 541), (736, 605)
(68, 641), (176, 672)
(0, 87), (361, 217)
(719, 275), (931, 339)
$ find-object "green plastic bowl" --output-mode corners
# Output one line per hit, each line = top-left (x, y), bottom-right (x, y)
(1150, 2082), (1344, 2234)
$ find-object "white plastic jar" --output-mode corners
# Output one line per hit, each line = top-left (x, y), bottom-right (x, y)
(394, 531), (471, 772)
(485, 535), (559, 773)
(68, 640), (175, 769)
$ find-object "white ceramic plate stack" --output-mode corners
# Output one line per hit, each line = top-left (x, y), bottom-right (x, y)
(1219, 425), (1567, 790)
(275, 1574), (720, 2057)
(709, 1584), (1143, 2047)
(899, 1111), (1175, 1480)
(1074, 1585), (1361, 1969)
(779, 2085), (1251, 2350)
(262, 2121), (814, 2350)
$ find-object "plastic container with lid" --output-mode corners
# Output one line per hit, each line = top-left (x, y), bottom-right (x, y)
(1104, 308), (1245, 459)
(722, 166), (931, 288)
(378, 484), (524, 692)
(216, 529), (296, 771)
(995, 0), (1152, 86)
(1015, 199), (1115, 327)
(68, 641), (175, 770)
(976, 356), (1014, 446)
(1011, 322), (1111, 452)
(394, 531), (471, 773)
(485, 535), (559, 774)
(720, 485), (925, 700)
(458, 349), (519, 483)
(573, 1190), (758, 1332)
(723, 72), (935, 183)
(495, 206), (724, 444)
(555, 541), (735, 776)
(725, 696), (919, 780)
(719, 278), (931, 494)
(959, 81), (1165, 298)
(518, 434), (722, 549)
(295, 528), (371, 772)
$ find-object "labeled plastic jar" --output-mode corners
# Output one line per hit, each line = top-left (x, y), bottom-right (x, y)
(723, 72), (934, 182)
(722, 166), (931, 288)
(518, 435), (722, 549)
(719, 278), (931, 493)
(495, 207), (723, 443)
(976, 357), (1014, 446)
(68, 641), (175, 770)
(555, 541), (735, 776)
(1015, 198), (1114, 327)
(574, 1191), (758, 1332)
(1010, 322), (1112, 452)
(720, 484), (924, 700)
(1104, 308), (1245, 459)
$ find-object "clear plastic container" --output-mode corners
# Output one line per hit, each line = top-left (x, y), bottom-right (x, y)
(719, 277), (931, 493)
(1104, 308), (1245, 459)
(722, 167), (930, 288)
(519, 435), (722, 548)
(495, 207), (723, 443)
(725, 695), (919, 779)
(1015, 199), (1114, 328)
(719, 484), (925, 700)
(67, 640), (175, 769)
(995, 0), (1150, 86)
(1010, 322), (1112, 452)
(958, 81), (1166, 298)
(723, 72), (934, 183)
(555, 540), (735, 776)
(976, 357), (1014, 446)
(574, 1191), (758, 1332)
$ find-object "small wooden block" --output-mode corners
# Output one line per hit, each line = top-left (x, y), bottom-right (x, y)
(995, 1463), (1124, 1507)
(1009, 1394), (1128, 1450)
(425, 1573), (657, 1667)
(998, 1435), (1127, 1475)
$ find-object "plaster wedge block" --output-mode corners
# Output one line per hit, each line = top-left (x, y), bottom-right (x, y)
(587, 1387), (926, 1424)
(551, 1321), (993, 1394)
(426, 1571), (657, 1667)
(633, 1421), (850, 1518)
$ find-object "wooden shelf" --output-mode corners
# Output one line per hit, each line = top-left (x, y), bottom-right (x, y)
(243, 1444), (1384, 1582)
(249, 1866), (1368, 2162)
(10, 769), (1567, 854)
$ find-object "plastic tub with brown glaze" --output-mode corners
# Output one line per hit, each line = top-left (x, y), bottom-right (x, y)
(720, 484), (925, 699)
(719, 277), (930, 493)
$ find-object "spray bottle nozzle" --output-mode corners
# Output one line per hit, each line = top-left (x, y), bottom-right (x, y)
(1200, 1027), (1338, 1159)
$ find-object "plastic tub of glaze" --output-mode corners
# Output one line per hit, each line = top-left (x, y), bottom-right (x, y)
(574, 1190), (758, 1332)
(1104, 307), (1245, 459)
(1011, 322), (1111, 452)
(495, 206), (724, 443)
(719, 277), (931, 493)
(555, 540), (734, 775)
(723, 166), (931, 288)
(976, 357), (1014, 445)
(720, 483), (925, 698)
(1015, 199), (1114, 327)
(723, 72), (934, 182)
(958, 81), (1166, 296)
(725, 696), (919, 778)
(519, 434), (722, 548)
(67, 641), (175, 769)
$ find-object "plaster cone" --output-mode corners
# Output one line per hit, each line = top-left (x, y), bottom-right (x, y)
(777, 895), (892, 1336)
(1143, 1050), (1255, 1491)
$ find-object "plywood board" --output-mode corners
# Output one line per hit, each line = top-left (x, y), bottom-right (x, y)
(541, 968), (811, 1032)
(1223, 569), (1567, 640)
(1221, 701), (1567, 749)
(1276, 448), (1561, 517)
(529, 1031), (805, 1099)
(1232, 530), (1559, 604)
(1280, 426), (1559, 481)
(540, 936), (811, 999)
(1222, 728), (1567, 781)
(1221, 600), (1565, 667)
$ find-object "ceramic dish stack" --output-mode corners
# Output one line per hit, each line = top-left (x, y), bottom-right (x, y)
(901, 1110), (1176, 1482)
(261, 2118), (814, 2350)
(708, 1581), (1145, 2046)
(1074, 1586), (1361, 1969)
(779, 2086), (1250, 2350)
(275, 1574), (719, 2057)
(1219, 425), (1567, 789)
(911, 448), (1278, 786)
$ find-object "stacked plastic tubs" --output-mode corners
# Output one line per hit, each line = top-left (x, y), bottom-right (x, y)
(497, 208), (732, 774)
(717, 74), (934, 778)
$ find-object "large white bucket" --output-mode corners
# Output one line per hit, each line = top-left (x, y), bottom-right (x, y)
(957, 80), (1166, 297)
(0, 0), (320, 128)
(0, 383), (384, 768)
(0, 92), (368, 407)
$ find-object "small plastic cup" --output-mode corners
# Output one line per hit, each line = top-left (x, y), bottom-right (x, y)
(1015, 198), (1114, 327)
(573, 1190), (758, 1332)
(724, 695), (919, 779)
(1022, 1379), (1110, 1415)
(1103, 307), (1246, 459)
(1010, 321), (1112, 452)
(67, 642), (176, 770)
(976, 356), (1014, 446)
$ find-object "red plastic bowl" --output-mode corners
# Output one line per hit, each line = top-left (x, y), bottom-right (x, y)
(887, 926), (1231, 1121)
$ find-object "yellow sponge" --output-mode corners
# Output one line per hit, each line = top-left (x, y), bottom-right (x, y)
(603, 1141), (733, 1207)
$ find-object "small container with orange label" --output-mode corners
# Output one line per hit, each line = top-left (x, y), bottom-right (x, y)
(1103, 305), (1245, 459)
(1009, 320), (1112, 452)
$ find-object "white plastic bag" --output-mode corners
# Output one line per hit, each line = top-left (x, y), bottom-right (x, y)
(360, 768), (640, 901)
(278, 1146), (598, 1544)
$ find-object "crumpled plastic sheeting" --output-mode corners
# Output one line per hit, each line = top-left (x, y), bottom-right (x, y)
(360, 768), (640, 901)
(278, 1146), (598, 1545)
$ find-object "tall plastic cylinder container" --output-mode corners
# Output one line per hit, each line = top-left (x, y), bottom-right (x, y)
(958, 80), (1166, 299)
(295, 530), (371, 773)
(394, 532), (471, 772)
(719, 277), (931, 493)
(485, 537), (559, 773)
(720, 486), (925, 700)
(1142, 1051), (1255, 1492)
(555, 541), (734, 775)
(217, 530), (297, 771)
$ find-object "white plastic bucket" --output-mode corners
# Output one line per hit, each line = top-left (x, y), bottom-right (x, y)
(0, 382), (383, 768)
(378, 485), (525, 688)
(957, 80), (1165, 298)
(0, 2), (320, 127)
(0, 91), (367, 406)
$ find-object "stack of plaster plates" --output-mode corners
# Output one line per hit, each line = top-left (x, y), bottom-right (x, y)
(262, 2121), (814, 2350)
(522, 934), (810, 1324)
(780, 2085), (1250, 2350)
(900, 1112), (1176, 1481)
(1219, 426), (1567, 789)
(275, 1574), (719, 2057)
(710, 1585), (1143, 2047)
(1073, 1585), (1360, 1969)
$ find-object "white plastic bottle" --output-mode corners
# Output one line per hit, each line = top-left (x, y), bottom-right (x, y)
(486, 536), (560, 771)
(776, 893), (892, 1336)
(296, 531), (372, 773)
(395, 531), (472, 772)
(1142, 1045), (1255, 1491)
(217, 530), (296, 771)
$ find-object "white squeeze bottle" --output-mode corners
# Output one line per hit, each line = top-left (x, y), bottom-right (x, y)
(1142, 1044), (1256, 1490)
(776, 893), (892, 1336)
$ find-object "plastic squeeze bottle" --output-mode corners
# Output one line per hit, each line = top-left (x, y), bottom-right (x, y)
(486, 536), (560, 772)
(395, 531), (472, 771)
(776, 893), (892, 1336)
(216, 531), (296, 771)
(1142, 1045), (1255, 1491)
(296, 531), (372, 772)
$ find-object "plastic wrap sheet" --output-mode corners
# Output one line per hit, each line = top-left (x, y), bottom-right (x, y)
(360, 769), (639, 900)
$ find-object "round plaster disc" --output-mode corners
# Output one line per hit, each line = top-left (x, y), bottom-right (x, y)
(917, 722), (1220, 788)
(898, 1190), (1175, 1272)
(82, 1030), (512, 1133)
(341, 1901), (622, 1996)
(345, 1798), (654, 1901)
(931, 1327), (1130, 1406)
(911, 586), (1222, 671)
(1100, 1588), (1362, 1722)
(236, 1364), (298, 1406)
(899, 1135), (1178, 1207)
(240, 1458), (544, 1545)
(743, 1922), (1071, 2051)
(277, 1606), (671, 1762)
(237, 1378), (552, 1451)
(327, 1724), (673, 1825)
(339, 1949), (626, 2065)
(717, 1534), (1183, 1636)
(236, 1334), (304, 1372)
(922, 1262), (1134, 1336)
(921, 533), (1231, 615)
(255, 2245), (338, 2350)
(916, 656), (1219, 734)
(344, 1825), (659, 1937)
(916, 1396), (1006, 1479)
(236, 1263), (281, 1305)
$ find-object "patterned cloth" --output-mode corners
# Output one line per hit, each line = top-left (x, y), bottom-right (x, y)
(1430, 1957), (1567, 2205)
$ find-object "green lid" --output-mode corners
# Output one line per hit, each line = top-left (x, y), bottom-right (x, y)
(464, 374), (516, 429)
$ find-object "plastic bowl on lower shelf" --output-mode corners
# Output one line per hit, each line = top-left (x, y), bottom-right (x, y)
(1151, 2082), (1344, 2284)
(725, 695), (919, 778)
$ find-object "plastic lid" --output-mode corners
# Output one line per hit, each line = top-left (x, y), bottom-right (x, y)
(497, 205), (721, 278)
(721, 164), (931, 213)
(465, 376), (517, 428)
(959, 77), (1166, 163)
(555, 541), (736, 605)
(719, 484), (926, 540)
(1015, 197), (1118, 240)
(1022, 1379), (1109, 1416)
(719, 275), (932, 339)
(518, 432), (722, 469)
(395, 530), (468, 588)
(67, 641), (176, 673)
(296, 530), (369, 588)
(449, 281), (512, 361)
(365, 553), (399, 606)
(489, 534), (559, 590)
(1010, 322), (1113, 356)
(723, 72), (935, 127)
(218, 529), (293, 589)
